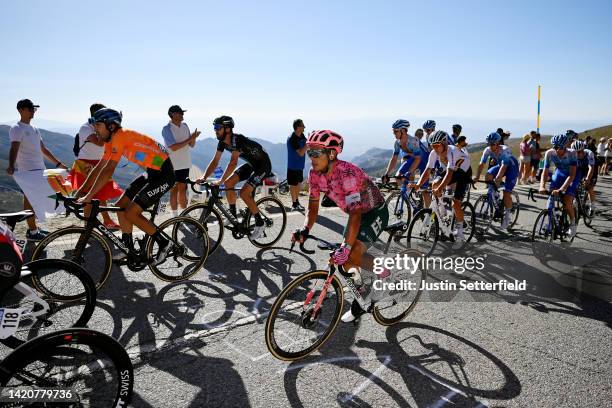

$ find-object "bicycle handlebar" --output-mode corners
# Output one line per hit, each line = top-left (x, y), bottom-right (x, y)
(290, 234), (341, 255)
(55, 193), (123, 220)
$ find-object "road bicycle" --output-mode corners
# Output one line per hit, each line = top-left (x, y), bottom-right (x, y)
(0, 211), (95, 348)
(381, 176), (424, 226)
(0, 327), (133, 407)
(265, 231), (426, 361)
(407, 189), (475, 256)
(473, 180), (520, 235)
(573, 181), (595, 227)
(529, 188), (577, 243)
(31, 194), (210, 298)
(180, 179), (287, 255)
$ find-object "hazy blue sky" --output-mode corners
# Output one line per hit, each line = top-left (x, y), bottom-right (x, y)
(2, 0), (611, 155)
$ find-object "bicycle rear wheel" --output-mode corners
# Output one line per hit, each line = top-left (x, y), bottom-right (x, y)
(509, 191), (520, 229)
(31, 227), (112, 297)
(406, 209), (439, 257)
(0, 328), (133, 407)
(372, 249), (426, 325)
(0, 259), (96, 348)
(147, 216), (209, 281)
(247, 196), (287, 248)
(450, 201), (476, 246)
(265, 270), (344, 361)
(180, 203), (224, 255)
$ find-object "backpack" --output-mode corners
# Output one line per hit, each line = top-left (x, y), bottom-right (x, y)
(73, 132), (89, 157)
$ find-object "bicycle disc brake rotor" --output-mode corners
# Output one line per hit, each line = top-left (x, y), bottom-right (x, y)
(301, 305), (321, 328)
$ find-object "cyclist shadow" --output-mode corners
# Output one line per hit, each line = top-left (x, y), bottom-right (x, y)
(282, 315), (415, 408)
(131, 342), (251, 407)
(460, 249), (612, 328)
(356, 322), (522, 406)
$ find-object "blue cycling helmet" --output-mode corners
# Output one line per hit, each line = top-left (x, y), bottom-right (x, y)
(392, 119), (410, 130)
(552, 133), (569, 148)
(486, 132), (502, 145)
(89, 108), (122, 127)
(423, 120), (436, 130)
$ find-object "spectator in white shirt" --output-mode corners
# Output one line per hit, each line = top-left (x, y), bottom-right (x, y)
(6, 99), (67, 241)
(597, 138), (607, 176)
(162, 105), (200, 216)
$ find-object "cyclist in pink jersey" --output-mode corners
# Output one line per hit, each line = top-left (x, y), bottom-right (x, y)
(292, 130), (389, 323)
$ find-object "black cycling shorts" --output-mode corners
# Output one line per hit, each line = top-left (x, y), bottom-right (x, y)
(174, 168), (190, 183)
(287, 169), (304, 185)
(124, 159), (176, 209)
(234, 162), (272, 188)
(433, 168), (471, 201)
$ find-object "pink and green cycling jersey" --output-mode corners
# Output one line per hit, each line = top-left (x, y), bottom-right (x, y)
(308, 160), (384, 213)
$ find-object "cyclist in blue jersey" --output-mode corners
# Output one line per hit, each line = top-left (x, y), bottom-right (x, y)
(382, 119), (421, 185)
(473, 132), (520, 229)
(539, 134), (579, 238)
(572, 140), (598, 212)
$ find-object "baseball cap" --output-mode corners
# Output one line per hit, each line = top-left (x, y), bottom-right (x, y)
(16, 99), (39, 110)
(168, 105), (186, 115)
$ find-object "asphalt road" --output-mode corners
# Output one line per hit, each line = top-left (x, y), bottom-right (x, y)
(15, 178), (612, 407)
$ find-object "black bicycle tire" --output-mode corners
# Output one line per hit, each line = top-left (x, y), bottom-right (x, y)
(0, 328), (133, 407)
(265, 270), (344, 361)
(31, 226), (112, 296)
(247, 196), (287, 248)
(180, 203), (224, 255)
(0, 259), (96, 348)
(407, 208), (439, 257)
(147, 216), (209, 281)
(385, 191), (412, 226)
(372, 249), (426, 326)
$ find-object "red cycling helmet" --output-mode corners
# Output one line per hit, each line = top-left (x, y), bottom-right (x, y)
(306, 130), (344, 154)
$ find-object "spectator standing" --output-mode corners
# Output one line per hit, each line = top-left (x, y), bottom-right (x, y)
(69, 103), (123, 229)
(529, 132), (542, 183)
(286, 119), (307, 211)
(162, 105), (200, 217)
(519, 133), (532, 184)
(597, 138), (607, 176)
(6, 99), (67, 241)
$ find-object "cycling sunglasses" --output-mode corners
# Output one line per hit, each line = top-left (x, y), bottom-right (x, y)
(307, 148), (328, 158)
(213, 124), (223, 131)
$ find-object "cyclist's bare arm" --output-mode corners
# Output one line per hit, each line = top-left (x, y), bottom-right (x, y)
(201, 150), (222, 181)
(76, 159), (106, 197)
(384, 155), (398, 177)
(560, 165), (577, 192)
(83, 160), (117, 200)
(438, 168), (454, 191)
(219, 151), (239, 183)
(305, 196), (320, 231)
(474, 162), (486, 181)
(343, 209), (362, 247)
(415, 168), (431, 189)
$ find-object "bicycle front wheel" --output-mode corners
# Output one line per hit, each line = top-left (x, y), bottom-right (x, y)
(407, 208), (439, 257)
(0, 259), (96, 348)
(385, 191), (412, 226)
(473, 195), (494, 236)
(0, 328), (134, 407)
(31, 226), (112, 296)
(372, 249), (426, 325)
(147, 216), (209, 281)
(531, 209), (555, 243)
(247, 196), (287, 248)
(180, 203), (224, 255)
(265, 270), (344, 361)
